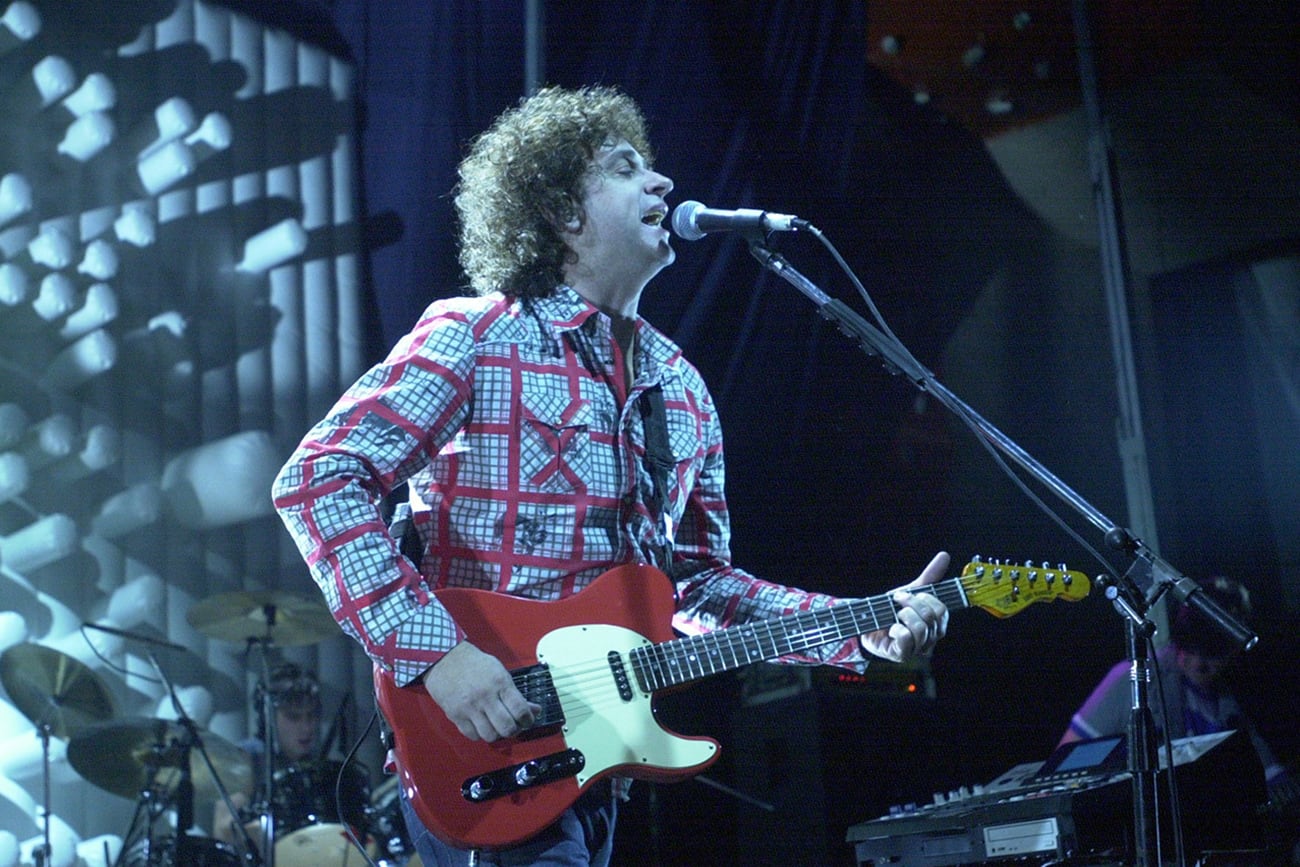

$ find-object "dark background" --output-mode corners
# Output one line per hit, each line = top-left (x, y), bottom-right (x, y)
(15, 1), (1280, 863)
(245, 1), (1300, 863)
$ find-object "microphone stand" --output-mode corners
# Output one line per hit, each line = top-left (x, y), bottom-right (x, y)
(746, 239), (1257, 867)
(146, 650), (264, 866)
(82, 621), (189, 652)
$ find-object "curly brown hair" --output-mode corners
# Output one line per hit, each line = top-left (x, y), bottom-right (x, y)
(454, 85), (654, 299)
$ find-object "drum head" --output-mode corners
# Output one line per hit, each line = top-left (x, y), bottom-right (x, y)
(125, 835), (239, 867)
(275, 824), (369, 867)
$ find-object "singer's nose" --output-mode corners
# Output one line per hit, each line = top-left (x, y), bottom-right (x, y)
(647, 169), (673, 196)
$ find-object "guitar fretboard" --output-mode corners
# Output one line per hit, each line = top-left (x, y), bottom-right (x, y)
(629, 578), (970, 693)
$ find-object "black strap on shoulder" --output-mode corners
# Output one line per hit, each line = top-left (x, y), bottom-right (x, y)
(638, 385), (676, 562)
(638, 385), (673, 510)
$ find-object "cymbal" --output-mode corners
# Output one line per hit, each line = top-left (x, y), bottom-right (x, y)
(0, 644), (114, 738)
(186, 589), (338, 647)
(67, 716), (253, 801)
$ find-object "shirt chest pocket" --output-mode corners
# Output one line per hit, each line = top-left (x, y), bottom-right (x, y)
(659, 413), (704, 515)
(518, 392), (593, 494)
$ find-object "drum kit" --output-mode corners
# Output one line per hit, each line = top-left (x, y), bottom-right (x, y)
(0, 589), (423, 867)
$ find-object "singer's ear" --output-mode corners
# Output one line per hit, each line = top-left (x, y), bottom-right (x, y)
(558, 210), (583, 235)
(545, 192), (583, 236)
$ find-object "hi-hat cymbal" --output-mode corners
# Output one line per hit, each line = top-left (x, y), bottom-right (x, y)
(0, 644), (115, 738)
(67, 716), (253, 801)
(186, 589), (338, 647)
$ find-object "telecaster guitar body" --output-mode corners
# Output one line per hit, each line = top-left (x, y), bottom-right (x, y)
(375, 558), (1089, 849)
(375, 564), (716, 850)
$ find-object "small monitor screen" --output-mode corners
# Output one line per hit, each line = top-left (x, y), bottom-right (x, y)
(1033, 735), (1125, 781)
(1053, 736), (1123, 772)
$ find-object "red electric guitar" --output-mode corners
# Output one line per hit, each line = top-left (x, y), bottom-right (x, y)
(375, 557), (1090, 849)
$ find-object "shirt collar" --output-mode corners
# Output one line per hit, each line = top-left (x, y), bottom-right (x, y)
(530, 285), (680, 370)
(531, 284), (602, 332)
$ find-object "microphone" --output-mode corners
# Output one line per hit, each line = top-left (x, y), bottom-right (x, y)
(670, 200), (806, 241)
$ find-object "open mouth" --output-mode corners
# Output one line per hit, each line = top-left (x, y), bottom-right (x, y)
(642, 210), (666, 227)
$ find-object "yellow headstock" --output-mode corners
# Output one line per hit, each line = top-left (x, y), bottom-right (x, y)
(959, 557), (1091, 618)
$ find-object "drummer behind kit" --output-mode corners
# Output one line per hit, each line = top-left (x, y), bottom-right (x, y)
(0, 588), (421, 867)
(188, 591), (421, 867)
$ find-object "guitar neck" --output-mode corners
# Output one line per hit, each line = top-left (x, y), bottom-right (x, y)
(630, 577), (969, 692)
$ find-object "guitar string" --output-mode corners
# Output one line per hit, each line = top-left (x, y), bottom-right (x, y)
(628, 583), (958, 691)
(783, 570), (1081, 660)
(632, 571), (1070, 688)
(510, 582), (959, 709)
(526, 584), (948, 724)
(648, 580), (971, 675)
(512, 571), (1074, 714)
(746, 572), (1073, 659)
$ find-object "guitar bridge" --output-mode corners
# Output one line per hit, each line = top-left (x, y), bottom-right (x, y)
(461, 749), (586, 802)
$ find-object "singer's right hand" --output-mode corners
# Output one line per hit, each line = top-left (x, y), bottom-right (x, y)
(422, 641), (541, 742)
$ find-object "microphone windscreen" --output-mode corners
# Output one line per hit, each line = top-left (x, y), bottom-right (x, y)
(670, 200), (706, 241)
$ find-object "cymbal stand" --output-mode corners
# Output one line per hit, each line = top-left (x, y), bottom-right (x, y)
(248, 606), (282, 867)
(34, 720), (52, 867)
(146, 650), (264, 866)
(170, 728), (195, 867)
(110, 752), (168, 867)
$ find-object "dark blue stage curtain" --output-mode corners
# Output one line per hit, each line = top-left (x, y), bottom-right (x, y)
(325, 0), (1047, 592)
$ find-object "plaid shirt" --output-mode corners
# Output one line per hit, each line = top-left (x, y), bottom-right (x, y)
(272, 286), (866, 686)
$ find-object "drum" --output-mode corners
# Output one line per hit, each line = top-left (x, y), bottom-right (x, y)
(275, 823), (371, 867)
(368, 775), (424, 866)
(270, 759), (370, 833)
(270, 759), (372, 867)
(124, 834), (239, 867)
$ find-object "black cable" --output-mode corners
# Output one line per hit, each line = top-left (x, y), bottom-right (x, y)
(78, 623), (162, 684)
(1148, 640), (1188, 867)
(335, 707), (382, 867)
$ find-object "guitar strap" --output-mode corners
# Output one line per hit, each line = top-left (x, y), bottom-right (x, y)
(637, 384), (676, 567)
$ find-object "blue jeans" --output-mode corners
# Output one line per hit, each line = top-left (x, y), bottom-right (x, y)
(399, 782), (618, 867)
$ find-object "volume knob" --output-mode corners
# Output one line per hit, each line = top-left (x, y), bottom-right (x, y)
(516, 760), (542, 786)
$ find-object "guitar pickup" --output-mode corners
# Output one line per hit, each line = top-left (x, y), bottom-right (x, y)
(608, 650), (633, 701)
(461, 749), (586, 802)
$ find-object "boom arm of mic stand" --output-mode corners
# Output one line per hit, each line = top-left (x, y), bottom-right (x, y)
(746, 242), (1257, 650)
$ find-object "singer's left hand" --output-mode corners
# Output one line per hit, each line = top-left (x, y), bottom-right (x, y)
(860, 551), (950, 662)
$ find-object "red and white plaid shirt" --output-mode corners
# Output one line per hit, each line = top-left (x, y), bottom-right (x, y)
(272, 286), (866, 686)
